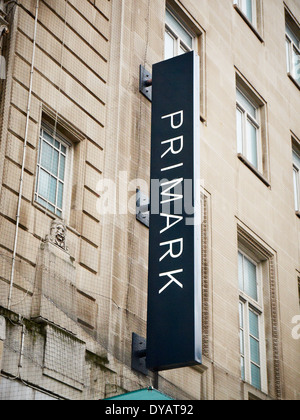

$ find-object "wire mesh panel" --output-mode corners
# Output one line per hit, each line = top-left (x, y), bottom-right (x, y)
(0, 0), (299, 402)
(0, 0), (159, 401)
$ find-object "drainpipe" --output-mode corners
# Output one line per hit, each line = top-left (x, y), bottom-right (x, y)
(7, 0), (39, 310)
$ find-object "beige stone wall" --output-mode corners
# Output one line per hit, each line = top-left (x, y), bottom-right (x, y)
(0, 0), (299, 400)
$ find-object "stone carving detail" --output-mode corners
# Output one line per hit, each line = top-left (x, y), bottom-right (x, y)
(46, 219), (68, 252)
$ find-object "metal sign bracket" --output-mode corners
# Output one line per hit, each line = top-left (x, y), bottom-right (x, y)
(131, 333), (148, 375)
(139, 65), (152, 102)
(136, 189), (150, 228)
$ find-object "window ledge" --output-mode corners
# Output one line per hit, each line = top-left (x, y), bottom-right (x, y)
(237, 153), (271, 187)
(33, 200), (59, 221)
(242, 381), (270, 400)
(287, 73), (300, 90)
(233, 4), (264, 43)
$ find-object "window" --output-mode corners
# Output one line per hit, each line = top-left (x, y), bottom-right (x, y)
(235, 0), (257, 26)
(235, 73), (270, 185)
(238, 250), (266, 391)
(35, 125), (72, 218)
(165, 8), (195, 60)
(236, 88), (261, 171)
(233, 0), (264, 41)
(293, 149), (300, 213)
(164, 4), (207, 121)
(285, 12), (300, 87)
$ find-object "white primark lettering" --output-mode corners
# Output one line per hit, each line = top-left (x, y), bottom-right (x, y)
(161, 162), (183, 172)
(160, 178), (183, 204)
(159, 238), (183, 262)
(158, 110), (185, 295)
(160, 213), (183, 234)
(161, 135), (184, 158)
(159, 269), (183, 294)
(161, 110), (183, 129)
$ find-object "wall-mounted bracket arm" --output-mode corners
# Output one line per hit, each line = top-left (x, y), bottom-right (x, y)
(139, 65), (152, 102)
(136, 189), (150, 228)
(131, 333), (148, 375)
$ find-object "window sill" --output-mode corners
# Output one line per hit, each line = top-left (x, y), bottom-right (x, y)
(33, 200), (60, 221)
(242, 381), (270, 400)
(233, 5), (264, 43)
(287, 73), (300, 90)
(237, 154), (271, 187)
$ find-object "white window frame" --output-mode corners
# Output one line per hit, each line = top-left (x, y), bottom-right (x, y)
(35, 124), (73, 221)
(293, 149), (300, 212)
(285, 19), (300, 86)
(234, 0), (257, 27)
(165, 8), (195, 60)
(236, 88), (262, 172)
(238, 250), (268, 394)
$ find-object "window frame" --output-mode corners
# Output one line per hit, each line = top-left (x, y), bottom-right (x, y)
(165, 8), (196, 60)
(285, 15), (300, 88)
(236, 0), (257, 27)
(238, 249), (267, 393)
(293, 148), (300, 213)
(35, 123), (73, 220)
(233, 0), (264, 42)
(165, 2), (207, 121)
(236, 87), (262, 173)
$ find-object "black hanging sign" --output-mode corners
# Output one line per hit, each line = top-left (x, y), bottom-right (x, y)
(147, 51), (202, 371)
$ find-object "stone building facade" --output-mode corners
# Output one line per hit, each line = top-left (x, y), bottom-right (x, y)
(0, 0), (299, 400)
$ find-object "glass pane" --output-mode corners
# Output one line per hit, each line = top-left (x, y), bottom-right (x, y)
(38, 169), (50, 200)
(293, 150), (300, 168)
(246, 120), (258, 169)
(43, 130), (54, 145)
(35, 165), (40, 193)
(293, 168), (299, 211)
(48, 176), (57, 205)
(46, 202), (55, 213)
(238, 252), (244, 291)
(251, 363), (261, 390)
(37, 196), (48, 208)
(166, 9), (193, 49)
(244, 256), (258, 301)
(165, 31), (175, 60)
(38, 169), (57, 205)
(57, 182), (64, 209)
(250, 337), (260, 365)
(242, 0), (253, 23)
(236, 108), (243, 155)
(249, 310), (259, 339)
(240, 330), (245, 355)
(239, 301), (244, 328)
(286, 23), (300, 47)
(286, 39), (291, 73)
(61, 145), (67, 155)
(236, 89), (256, 118)
(37, 138), (42, 164)
(41, 141), (59, 176)
(292, 47), (300, 84)
(241, 357), (245, 381)
(59, 154), (66, 181)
